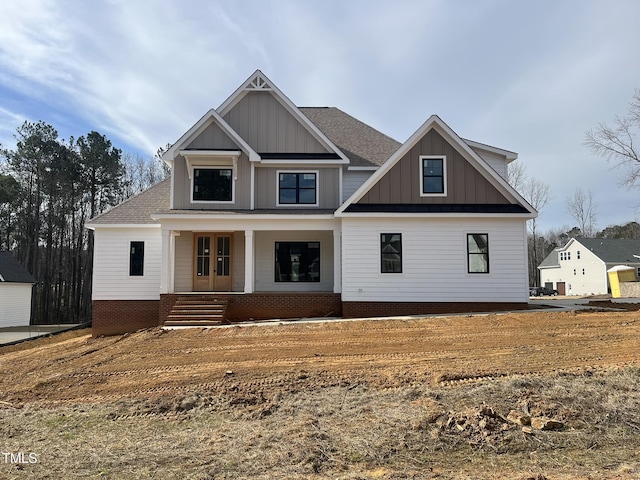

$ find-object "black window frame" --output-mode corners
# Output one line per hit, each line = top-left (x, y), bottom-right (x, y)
(274, 241), (321, 283)
(467, 233), (489, 274)
(192, 167), (233, 202)
(129, 241), (144, 276)
(380, 233), (402, 274)
(278, 172), (317, 205)
(421, 156), (445, 195)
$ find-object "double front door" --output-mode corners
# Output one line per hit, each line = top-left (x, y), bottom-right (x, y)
(193, 233), (232, 291)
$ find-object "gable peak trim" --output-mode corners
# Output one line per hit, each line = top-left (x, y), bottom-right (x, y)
(217, 69), (349, 164)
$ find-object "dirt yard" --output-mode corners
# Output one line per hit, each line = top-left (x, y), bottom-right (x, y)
(1, 309), (640, 479)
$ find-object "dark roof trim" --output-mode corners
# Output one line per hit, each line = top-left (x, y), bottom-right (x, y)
(344, 203), (530, 214)
(259, 152), (341, 160)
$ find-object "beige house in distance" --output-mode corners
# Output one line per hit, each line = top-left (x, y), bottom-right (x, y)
(87, 70), (537, 336)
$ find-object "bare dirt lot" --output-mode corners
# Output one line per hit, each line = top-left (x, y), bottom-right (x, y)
(1, 309), (640, 479)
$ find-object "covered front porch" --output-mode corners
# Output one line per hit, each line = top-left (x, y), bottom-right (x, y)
(155, 214), (342, 323)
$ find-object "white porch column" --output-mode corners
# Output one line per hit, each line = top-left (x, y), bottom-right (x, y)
(169, 231), (179, 293)
(160, 229), (170, 294)
(244, 230), (255, 293)
(333, 229), (342, 293)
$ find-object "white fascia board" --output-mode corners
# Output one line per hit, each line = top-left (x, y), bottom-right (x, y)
(162, 109), (260, 163)
(155, 215), (339, 232)
(347, 166), (378, 171)
(217, 69), (350, 164)
(85, 223), (160, 230)
(463, 138), (518, 162)
(335, 211), (536, 219)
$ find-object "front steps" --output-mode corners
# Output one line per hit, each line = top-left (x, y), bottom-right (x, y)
(164, 295), (229, 326)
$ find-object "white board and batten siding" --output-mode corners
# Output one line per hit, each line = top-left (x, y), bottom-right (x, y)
(0, 283), (33, 327)
(341, 217), (529, 303)
(92, 228), (162, 300)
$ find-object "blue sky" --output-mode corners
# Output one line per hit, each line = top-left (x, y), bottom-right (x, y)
(1, 0), (639, 232)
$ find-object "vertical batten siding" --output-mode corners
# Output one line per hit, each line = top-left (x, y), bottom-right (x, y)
(341, 217), (529, 303)
(342, 170), (374, 202)
(254, 231), (334, 292)
(224, 91), (329, 154)
(255, 167), (340, 209)
(0, 284), (32, 327)
(92, 228), (162, 300)
(358, 130), (509, 205)
(172, 153), (252, 210)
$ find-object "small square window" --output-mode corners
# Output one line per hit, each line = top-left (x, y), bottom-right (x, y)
(278, 172), (317, 205)
(193, 168), (233, 202)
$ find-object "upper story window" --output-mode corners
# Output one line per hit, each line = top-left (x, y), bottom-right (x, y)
(467, 233), (489, 274)
(277, 171), (318, 206)
(420, 155), (446, 196)
(381, 233), (402, 273)
(193, 168), (233, 203)
(129, 241), (144, 276)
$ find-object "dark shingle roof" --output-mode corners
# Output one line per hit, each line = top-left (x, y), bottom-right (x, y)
(576, 238), (640, 263)
(300, 107), (401, 167)
(538, 250), (560, 269)
(88, 179), (170, 225)
(0, 252), (36, 283)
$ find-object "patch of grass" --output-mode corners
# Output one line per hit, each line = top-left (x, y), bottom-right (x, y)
(1, 368), (639, 479)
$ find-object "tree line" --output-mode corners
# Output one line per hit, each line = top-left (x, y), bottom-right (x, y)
(0, 121), (168, 324)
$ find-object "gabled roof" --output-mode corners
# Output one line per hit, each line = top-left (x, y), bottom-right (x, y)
(300, 107), (401, 167)
(538, 249), (560, 269)
(336, 114), (536, 216)
(161, 108), (260, 164)
(87, 179), (170, 226)
(571, 237), (640, 263)
(0, 252), (36, 283)
(217, 70), (350, 164)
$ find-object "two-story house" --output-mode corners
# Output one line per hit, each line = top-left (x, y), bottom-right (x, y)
(87, 70), (536, 336)
(538, 237), (640, 295)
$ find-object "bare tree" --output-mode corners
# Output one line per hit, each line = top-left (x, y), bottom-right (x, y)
(585, 89), (640, 187)
(522, 177), (551, 285)
(507, 160), (527, 191)
(566, 187), (598, 237)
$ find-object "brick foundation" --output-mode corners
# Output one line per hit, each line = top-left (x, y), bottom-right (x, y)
(342, 301), (530, 318)
(159, 292), (342, 324)
(92, 300), (160, 336)
(94, 296), (530, 336)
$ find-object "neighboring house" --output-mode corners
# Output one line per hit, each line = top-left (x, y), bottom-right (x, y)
(87, 70), (536, 336)
(0, 251), (36, 328)
(538, 237), (640, 295)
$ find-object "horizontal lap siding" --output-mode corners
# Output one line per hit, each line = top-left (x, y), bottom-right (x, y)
(342, 217), (528, 303)
(342, 170), (373, 202)
(0, 284), (32, 327)
(92, 228), (162, 300)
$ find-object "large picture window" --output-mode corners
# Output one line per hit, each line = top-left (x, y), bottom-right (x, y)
(278, 172), (317, 205)
(275, 242), (320, 282)
(381, 233), (402, 273)
(467, 233), (489, 274)
(129, 241), (144, 276)
(420, 156), (445, 195)
(193, 168), (233, 202)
